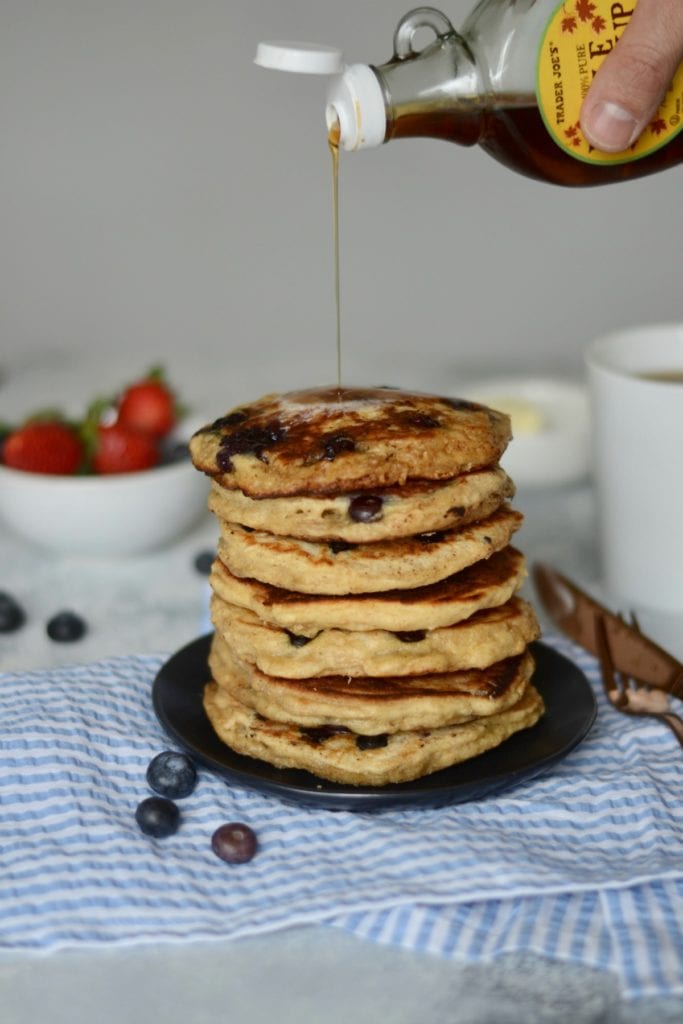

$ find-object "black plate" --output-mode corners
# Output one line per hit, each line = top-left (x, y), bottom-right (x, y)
(152, 636), (596, 811)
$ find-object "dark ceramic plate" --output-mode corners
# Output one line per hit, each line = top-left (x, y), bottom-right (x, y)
(152, 636), (596, 811)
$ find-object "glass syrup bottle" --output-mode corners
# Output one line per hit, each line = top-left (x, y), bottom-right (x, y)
(324, 2), (683, 186)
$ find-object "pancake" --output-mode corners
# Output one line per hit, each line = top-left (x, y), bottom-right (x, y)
(202, 677), (544, 786)
(190, 386), (511, 497)
(208, 635), (536, 733)
(210, 593), (540, 679)
(208, 545), (527, 633)
(216, 506), (522, 595)
(207, 467), (514, 542)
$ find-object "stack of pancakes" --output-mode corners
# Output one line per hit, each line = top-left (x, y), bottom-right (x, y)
(189, 386), (543, 786)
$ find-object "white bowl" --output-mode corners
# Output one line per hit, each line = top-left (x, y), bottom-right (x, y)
(459, 376), (590, 488)
(0, 422), (210, 557)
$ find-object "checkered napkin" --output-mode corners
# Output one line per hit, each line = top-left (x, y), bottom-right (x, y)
(2, 635), (682, 1000)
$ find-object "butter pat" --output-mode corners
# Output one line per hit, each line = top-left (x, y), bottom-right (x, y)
(479, 396), (546, 436)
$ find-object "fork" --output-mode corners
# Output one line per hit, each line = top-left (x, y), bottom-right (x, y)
(595, 613), (683, 747)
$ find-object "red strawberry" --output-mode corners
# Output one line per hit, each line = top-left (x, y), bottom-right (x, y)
(117, 371), (176, 439)
(92, 424), (160, 475)
(3, 421), (84, 475)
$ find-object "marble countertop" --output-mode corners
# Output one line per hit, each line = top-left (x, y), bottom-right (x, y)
(0, 509), (219, 674)
(2, 480), (682, 1024)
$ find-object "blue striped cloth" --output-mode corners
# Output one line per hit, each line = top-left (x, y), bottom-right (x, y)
(1, 634), (682, 1000)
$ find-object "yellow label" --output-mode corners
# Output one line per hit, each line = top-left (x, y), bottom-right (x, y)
(537, 0), (683, 163)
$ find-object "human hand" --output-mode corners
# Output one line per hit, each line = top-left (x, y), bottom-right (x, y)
(580, 0), (683, 152)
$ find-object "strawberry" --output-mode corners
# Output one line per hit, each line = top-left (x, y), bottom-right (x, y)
(2, 421), (84, 475)
(92, 424), (160, 475)
(116, 369), (177, 439)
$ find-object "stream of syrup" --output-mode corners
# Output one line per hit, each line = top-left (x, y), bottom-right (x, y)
(328, 119), (342, 393)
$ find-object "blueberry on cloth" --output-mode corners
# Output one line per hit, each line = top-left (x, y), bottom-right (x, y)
(146, 751), (197, 799)
(0, 591), (26, 633)
(135, 797), (180, 838)
(46, 610), (86, 642)
(211, 823), (258, 864)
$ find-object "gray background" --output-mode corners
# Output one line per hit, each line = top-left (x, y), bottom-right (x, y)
(1, 0), (680, 416)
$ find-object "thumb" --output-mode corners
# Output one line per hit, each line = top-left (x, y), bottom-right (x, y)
(580, 0), (683, 153)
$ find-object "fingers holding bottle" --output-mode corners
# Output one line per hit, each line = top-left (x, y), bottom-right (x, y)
(580, 0), (683, 152)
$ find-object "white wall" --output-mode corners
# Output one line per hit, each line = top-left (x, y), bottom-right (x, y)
(1, 0), (680, 416)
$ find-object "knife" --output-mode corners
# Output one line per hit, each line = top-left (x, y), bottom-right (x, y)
(532, 562), (683, 698)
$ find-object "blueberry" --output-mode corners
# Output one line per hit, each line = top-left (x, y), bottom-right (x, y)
(394, 630), (427, 643)
(216, 424), (285, 472)
(285, 630), (313, 648)
(161, 439), (190, 465)
(348, 494), (383, 523)
(193, 549), (214, 575)
(328, 539), (355, 554)
(299, 724), (349, 744)
(46, 611), (87, 642)
(211, 822), (258, 864)
(211, 410), (248, 429)
(356, 733), (389, 750)
(322, 434), (355, 461)
(405, 413), (440, 428)
(0, 591), (26, 633)
(146, 751), (197, 799)
(135, 796), (180, 838)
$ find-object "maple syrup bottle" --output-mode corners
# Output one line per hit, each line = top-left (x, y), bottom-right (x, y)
(325, 2), (683, 186)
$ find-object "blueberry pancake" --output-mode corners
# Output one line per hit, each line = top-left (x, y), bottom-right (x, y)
(206, 466), (514, 542)
(190, 386), (511, 497)
(207, 633), (536, 733)
(209, 593), (539, 679)
(202, 677), (544, 786)
(216, 506), (522, 595)
(207, 544), (528, 634)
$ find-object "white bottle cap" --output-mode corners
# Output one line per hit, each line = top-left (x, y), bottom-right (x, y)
(326, 64), (386, 150)
(254, 41), (344, 75)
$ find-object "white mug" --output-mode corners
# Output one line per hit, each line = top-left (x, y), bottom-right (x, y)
(586, 323), (683, 617)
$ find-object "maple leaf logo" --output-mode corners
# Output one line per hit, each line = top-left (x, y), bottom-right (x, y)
(575, 0), (597, 21)
(562, 15), (577, 32)
(592, 15), (606, 33)
(650, 118), (667, 135)
(564, 122), (584, 147)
